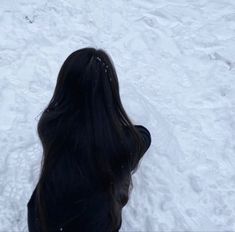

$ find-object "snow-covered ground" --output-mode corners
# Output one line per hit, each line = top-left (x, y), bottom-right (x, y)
(1, 0), (235, 231)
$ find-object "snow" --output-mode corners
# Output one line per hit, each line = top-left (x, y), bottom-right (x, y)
(0, 0), (235, 231)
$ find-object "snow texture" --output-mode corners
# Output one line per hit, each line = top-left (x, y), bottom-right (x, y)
(1, 0), (235, 231)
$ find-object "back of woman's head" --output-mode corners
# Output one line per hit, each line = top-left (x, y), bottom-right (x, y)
(36, 47), (145, 231)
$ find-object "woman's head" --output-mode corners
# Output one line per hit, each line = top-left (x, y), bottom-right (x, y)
(36, 47), (145, 231)
(47, 48), (120, 119)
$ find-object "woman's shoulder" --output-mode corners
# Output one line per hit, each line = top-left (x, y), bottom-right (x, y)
(134, 124), (151, 143)
(122, 124), (151, 145)
(134, 125), (151, 136)
(123, 124), (151, 158)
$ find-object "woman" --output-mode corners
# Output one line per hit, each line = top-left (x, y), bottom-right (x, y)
(27, 47), (151, 232)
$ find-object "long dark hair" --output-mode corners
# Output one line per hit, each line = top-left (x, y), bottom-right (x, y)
(36, 47), (146, 231)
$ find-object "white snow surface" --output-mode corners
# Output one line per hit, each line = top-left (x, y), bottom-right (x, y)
(1, 0), (235, 231)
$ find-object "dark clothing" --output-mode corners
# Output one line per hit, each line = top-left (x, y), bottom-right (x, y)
(27, 125), (151, 232)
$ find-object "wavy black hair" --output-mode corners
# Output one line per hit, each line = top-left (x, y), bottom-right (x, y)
(35, 47), (146, 231)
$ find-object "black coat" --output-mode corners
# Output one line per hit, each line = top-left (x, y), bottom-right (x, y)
(27, 125), (151, 232)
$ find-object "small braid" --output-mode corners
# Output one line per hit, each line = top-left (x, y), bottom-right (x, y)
(96, 56), (109, 72)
